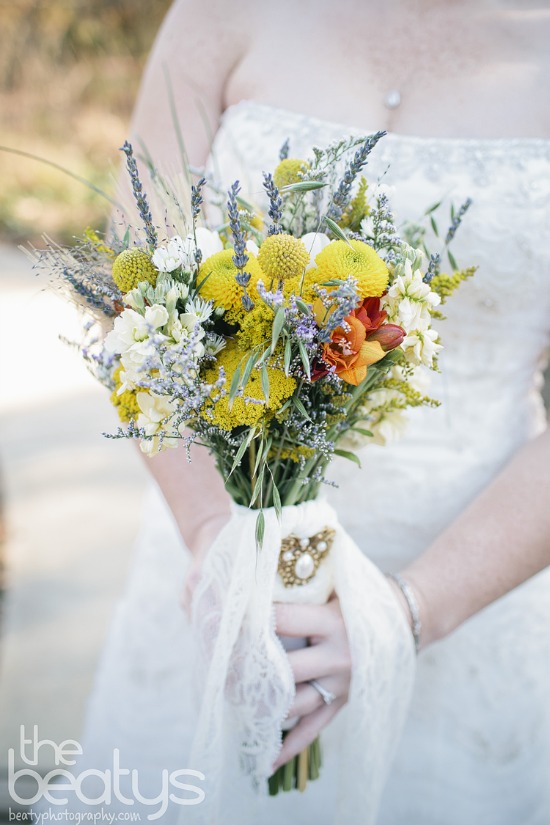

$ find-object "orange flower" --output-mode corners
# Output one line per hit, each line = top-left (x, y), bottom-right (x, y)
(321, 315), (385, 386)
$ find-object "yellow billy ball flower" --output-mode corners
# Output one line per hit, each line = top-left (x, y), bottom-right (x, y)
(112, 248), (158, 293)
(273, 158), (309, 189)
(110, 366), (142, 423)
(198, 249), (263, 317)
(314, 239), (389, 299)
(201, 342), (296, 431)
(257, 234), (310, 283)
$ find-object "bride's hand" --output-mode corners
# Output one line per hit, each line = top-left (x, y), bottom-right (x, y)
(180, 515), (229, 616)
(272, 596), (351, 770)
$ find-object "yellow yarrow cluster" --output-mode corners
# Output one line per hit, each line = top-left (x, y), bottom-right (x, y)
(83, 227), (116, 260)
(340, 177), (370, 232)
(314, 239), (389, 299)
(198, 249), (264, 319)
(269, 444), (316, 463)
(112, 248), (158, 293)
(201, 342), (296, 431)
(110, 367), (142, 423)
(430, 266), (477, 304)
(257, 234), (310, 283)
(236, 302), (275, 350)
(273, 158), (309, 189)
(282, 267), (327, 305)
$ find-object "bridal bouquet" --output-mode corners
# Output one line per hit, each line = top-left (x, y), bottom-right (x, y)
(32, 132), (474, 818)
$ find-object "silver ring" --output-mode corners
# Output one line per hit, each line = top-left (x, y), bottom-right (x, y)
(308, 679), (335, 706)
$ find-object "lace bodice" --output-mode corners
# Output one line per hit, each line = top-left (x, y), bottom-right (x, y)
(210, 100), (550, 569)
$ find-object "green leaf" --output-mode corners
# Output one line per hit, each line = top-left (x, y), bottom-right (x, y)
(250, 466), (265, 507)
(352, 427), (374, 437)
(261, 364), (270, 404)
(292, 395), (312, 422)
(323, 216), (351, 243)
(284, 337), (292, 376)
(424, 200), (442, 215)
(430, 216), (439, 237)
(121, 226), (131, 249)
(272, 479), (282, 519)
(447, 249), (458, 271)
(271, 306), (286, 354)
(241, 351), (258, 389)
(295, 299), (311, 315)
(280, 180), (327, 192)
(228, 363), (242, 409)
(298, 340), (311, 379)
(195, 271), (212, 292)
(255, 509), (265, 549)
(228, 427), (256, 476)
(334, 448), (362, 468)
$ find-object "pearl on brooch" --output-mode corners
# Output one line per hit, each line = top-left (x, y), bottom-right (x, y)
(295, 553), (315, 580)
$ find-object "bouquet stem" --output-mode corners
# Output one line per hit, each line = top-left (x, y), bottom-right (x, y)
(268, 734), (322, 795)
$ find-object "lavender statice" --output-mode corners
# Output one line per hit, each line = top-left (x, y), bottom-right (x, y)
(315, 277), (360, 343)
(326, 131), (386, 222)
(120, 141), (158, 249)
(191, 176), (207, 265)
(262, 172), (283, 235)
(370, 191), (401, 262)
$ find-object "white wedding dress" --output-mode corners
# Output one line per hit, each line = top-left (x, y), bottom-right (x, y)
(46, 101), (550, 824)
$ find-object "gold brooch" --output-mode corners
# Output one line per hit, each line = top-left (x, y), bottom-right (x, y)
(277, 527), (335, 588)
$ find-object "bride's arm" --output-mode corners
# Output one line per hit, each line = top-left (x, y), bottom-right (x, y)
(275, 422), (550, 768)
(395, 423), (550, 646)
(117, 0), (251, 558)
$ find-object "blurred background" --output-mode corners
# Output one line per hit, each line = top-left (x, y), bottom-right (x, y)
(0, 2), (549, 822)
(0, 2), (171, 819)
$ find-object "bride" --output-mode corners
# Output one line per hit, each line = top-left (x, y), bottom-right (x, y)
(49, 1), (550, 823)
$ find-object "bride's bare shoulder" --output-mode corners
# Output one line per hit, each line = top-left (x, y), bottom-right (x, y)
(130, 0), (256, 166)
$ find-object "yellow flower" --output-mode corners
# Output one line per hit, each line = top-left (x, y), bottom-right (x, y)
(314, 239), (389, 299)
(84, 227), (116, 260)
(236, 302), (274, 350)
(110, 366), (142, 422)
(257, 234), (310, 283)
(273, 158), (309, 189)
(112, 248), (158, 293)
(198, 249), (263, 318)
(282, 268), (325, 304)
(201, 341), (296, 431)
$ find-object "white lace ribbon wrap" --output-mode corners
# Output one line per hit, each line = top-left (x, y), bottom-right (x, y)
(186, 498), (416, 824)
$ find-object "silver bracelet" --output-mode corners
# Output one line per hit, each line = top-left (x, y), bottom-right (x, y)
(387, 573), (422, 654)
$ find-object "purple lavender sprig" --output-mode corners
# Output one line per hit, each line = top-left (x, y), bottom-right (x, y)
(423, 253), (441, 283)
(227, 181), (253, 310)
(326, 131), (386, 223)
(191, 176), (206, 265)
(279, 138), (290, 161)
(315, 278), (360, 343)
(445, 198), (472, 244)
(262, 172), (283, 235)
(120, 141), (157, 249)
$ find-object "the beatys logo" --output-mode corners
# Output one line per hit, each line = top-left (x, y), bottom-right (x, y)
(8, 726), (205, 821)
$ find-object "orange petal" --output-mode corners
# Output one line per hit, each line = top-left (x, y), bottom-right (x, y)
(357, 339), (386, 366)
(339, 364), (368, 386)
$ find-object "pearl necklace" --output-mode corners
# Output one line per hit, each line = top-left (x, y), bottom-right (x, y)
(384, 89), (402, 109)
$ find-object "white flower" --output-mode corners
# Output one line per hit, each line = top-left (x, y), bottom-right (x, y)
(301, 232), (330, 265)
(370, 409), (408, 446)
(402, 328), (442, 368)
(195, 227), (223, 260)
(105, 305), (169, 355)
(246, 239), (259, 256)
(383, 260), (440, 333)
(136, 392), (181, 455)
(152, 236), (195, 272)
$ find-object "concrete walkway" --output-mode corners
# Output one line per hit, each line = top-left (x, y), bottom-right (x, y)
(0, 244), (149, 816)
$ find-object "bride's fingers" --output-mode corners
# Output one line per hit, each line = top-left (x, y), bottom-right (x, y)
(272, 699), (343, 771)
(286, 645), (330, 683)
(286, 678), (339, 719)
(274, 602), (332, 638)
